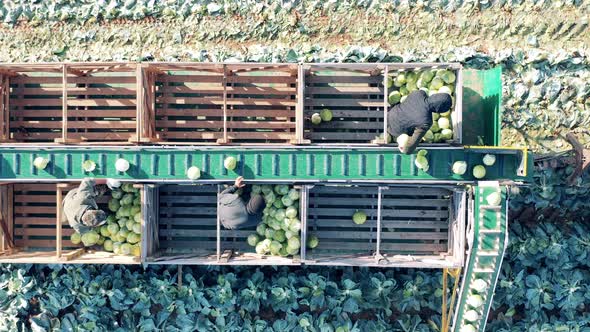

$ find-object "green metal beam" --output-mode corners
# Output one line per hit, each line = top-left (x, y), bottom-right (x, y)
(0, 146), (532, 182)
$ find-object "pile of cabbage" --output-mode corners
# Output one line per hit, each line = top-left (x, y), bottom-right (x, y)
(71, 183), (141, 257)
(387, 69), (456, 143)
(247, 184), (318, 256)
(310, 108), (333, 126)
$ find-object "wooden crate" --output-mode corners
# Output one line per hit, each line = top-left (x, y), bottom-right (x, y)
(303, 63), (463, 145)
(0, 182), (140, 264)
(379, 187), (451, 255)
(62, 63), (139, 143)
(144, 63), (300, 144)
(153, 184), (219, 261)
(0, 63), (140, 144)
(0, 184), (73, 257)
(305, 184), (465, 268)
(0, 64), (63, 142)
(303, 64), (385, 144)
(305, 185), (380, 261)
(147, 183), (300, 265)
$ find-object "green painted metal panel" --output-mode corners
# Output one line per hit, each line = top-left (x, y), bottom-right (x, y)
(462, 67), (502, 146)
(0, 147), (531, 182)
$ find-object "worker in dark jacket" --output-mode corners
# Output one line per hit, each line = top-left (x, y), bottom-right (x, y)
(61, 178), (109, 234)
(388, 90), (452, 154)
(219, 176), (265, 230)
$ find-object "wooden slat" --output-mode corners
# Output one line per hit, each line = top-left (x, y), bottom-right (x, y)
(157, 120), (294, 129)
(15, 228), (74, 236)
(14, 184), (56, 191)
(314, 230), (447, 240)
(157, 108), (293, 118)
(158, 207), (218, 215)
(13, 132), (62, 140)
(308, 86), (384, 94)
(23, 87), (135, 95)
(67, 76), (136, 84)
(226, 76), (296, 84)
(315, 198), (448, 207)
(12, 109), (137, 118)
(304, 107), (384, 117)
(160, 229), (252, 238)
(160, 186), (218, 193)
(307, 99), (383, 107)
(67, 99), (137, 107)
(308, 132), (379, 140)
(226, 132), (294, 140)
(307, 121), (383, 130)
(309, 219), (449, 229)
(13, 121), (136, 129)
(158, 217), (217, 225)
(14, 206), (55, 214)
(160, 86), (295, 95)
(157, 132), (223, 140)
(14, 239), (75, 247)
(12, 76), (62, 84)
(66, 132), (134, 140)
(159, 195), (218, 203)
(307, 76), (383, 84)
(311, 242), (445, 252)
(158, 97), (296, 107)
(10, 99), (63, 107)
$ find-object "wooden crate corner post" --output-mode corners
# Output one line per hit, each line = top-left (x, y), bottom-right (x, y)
(0, 73), (13, 142)
(138, 64), (158, 143)
(0, 184), (15, 254)
(293, 64), (310, 145)
(216, 64), (229, 144)
(56, 183), (64, 258)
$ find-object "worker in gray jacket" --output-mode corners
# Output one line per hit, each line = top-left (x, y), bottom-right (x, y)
(62, 178), (109, 234)
(388, 90), (452, 154)
(219, 176), (265, 230)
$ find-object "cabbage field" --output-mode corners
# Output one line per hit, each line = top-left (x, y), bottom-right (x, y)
(0, 0), (590, 331)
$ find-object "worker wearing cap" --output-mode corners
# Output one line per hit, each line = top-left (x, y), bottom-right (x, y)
(62, 178), (111, 234)
(219, 176), (265, 230)
(388, 90), (452, 154)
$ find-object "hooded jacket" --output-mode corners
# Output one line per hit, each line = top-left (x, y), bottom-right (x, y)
(387, 90), (452, 154)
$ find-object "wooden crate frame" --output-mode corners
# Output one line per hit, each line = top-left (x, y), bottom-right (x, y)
(1, 62), (462, 146)
(145, 183), (301, 265)
(0, 182), (141, 264)
(303, 64), (385, 144)
(0, 63), (141, 145)
(302, 63), (463, 145)
(142, 63), (301, 145)
(0, 64), (64, 143)
(303, 184), (466, 268)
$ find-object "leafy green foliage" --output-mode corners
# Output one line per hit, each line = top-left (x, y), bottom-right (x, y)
(490, 221), (590, 331)
(0, 265), (449, 331)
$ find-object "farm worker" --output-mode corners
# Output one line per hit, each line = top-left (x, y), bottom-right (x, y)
(219, 176), (265, 230)
(61, 178), (113, 234)
(388, 90), (452, 154)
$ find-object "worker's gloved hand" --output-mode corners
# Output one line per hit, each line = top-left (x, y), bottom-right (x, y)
(107, 179), (121, 190)
(234, 176), (245, 188)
